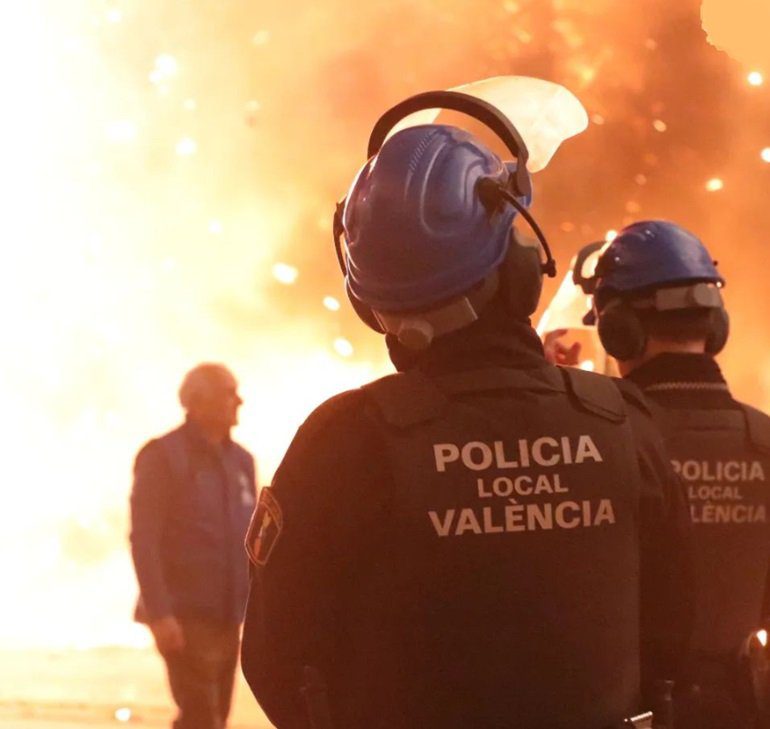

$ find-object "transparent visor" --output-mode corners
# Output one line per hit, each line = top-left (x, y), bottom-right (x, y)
(383, 75), (589, 173)
(536, 241), (616, 376)
(536, 241), (611, 335)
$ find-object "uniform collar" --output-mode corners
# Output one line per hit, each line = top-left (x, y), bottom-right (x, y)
(626, 352), (730, 394)
(387, 302), (546, 376)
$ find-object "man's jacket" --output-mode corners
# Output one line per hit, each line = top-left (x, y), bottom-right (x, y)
(130, 420), (257, 624)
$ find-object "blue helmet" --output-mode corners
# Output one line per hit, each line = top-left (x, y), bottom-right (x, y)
(591, 220), (724, 312)
(340, 124), (532, 313)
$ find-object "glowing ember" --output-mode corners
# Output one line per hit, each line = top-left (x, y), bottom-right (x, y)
(706, 177), (725, 192)
(114, 707), (132, 722)
(758, 629), (769, 647)
(105, 120), (137, 144)
(761, 148), (770, 163)
(252, 30), (271, 46)
(333, 337), (354, 358)
(323, 296), (341, 312)
(175, 137), (198, 156)
(272, 262), (299, 285)
(748, 71), (764, 86)
(652, 119), (667, 132)
(154, 53), (179, 78)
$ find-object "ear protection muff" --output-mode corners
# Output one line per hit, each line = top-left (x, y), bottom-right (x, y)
(333, 90), (557, 335)
(596, 289), (731, 361)
(596, 299), (647, 361)
(499, 228), (546, 319)
(705, 307), (729, 354)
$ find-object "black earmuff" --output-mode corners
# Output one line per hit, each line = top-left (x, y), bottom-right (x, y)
(499, 230), (546, 319)
(596, 299), (647, 361)
(705, 307), (730, 354)
(596, 295), (730, 361)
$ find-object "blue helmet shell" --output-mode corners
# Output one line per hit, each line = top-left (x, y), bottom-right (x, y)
(593, 220), (723, 309)
(341, 124), (531, 312)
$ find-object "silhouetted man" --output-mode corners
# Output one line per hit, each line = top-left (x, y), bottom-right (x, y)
(131, 363), (257, 729)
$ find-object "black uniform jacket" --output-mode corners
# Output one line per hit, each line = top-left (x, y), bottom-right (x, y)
(242, 321), (693, 729)
(627, 353), (770, 658)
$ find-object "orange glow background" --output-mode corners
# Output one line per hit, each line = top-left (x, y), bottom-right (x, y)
(0, 0), (768, 722)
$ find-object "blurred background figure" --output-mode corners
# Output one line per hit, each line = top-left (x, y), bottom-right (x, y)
(130, 363), (257, 729)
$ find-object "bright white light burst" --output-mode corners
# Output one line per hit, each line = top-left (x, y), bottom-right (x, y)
(272, 262), (299, 285)
(333, 337), (354, 358)
(175, 137), (198, 156)
(323, 296), (341, 312)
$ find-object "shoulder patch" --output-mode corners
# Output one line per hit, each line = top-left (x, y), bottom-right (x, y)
(245, 487), (284, 567)
(741, 404), (770, 454)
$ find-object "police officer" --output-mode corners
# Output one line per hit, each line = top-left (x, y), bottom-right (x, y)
(573, 220), (770, 728)
(241, 95), (693, 729)
(130, 363), (257, 729)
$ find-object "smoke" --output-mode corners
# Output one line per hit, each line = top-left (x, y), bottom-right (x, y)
(702, 0), (770, 72)
(2, 0), (769, 648)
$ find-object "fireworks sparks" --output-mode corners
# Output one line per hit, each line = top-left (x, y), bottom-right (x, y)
(114, 707), (133, 722)
(175, 136), (198, 156)
(252, 29), (271, 46)
(323, 296), (341, 311)
(333, 337), (354, 358)
(272, 262), (299, 285)
(3, 0), (769, 655)
(105, 120), (137, 144)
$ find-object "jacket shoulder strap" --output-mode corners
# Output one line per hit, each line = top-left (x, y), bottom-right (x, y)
(740, 404), (770, 454)
(560, 367), (626, 423)
(361, 371), (447, 428)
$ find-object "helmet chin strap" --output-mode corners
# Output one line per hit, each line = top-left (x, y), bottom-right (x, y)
(373, 272), (500, 350)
